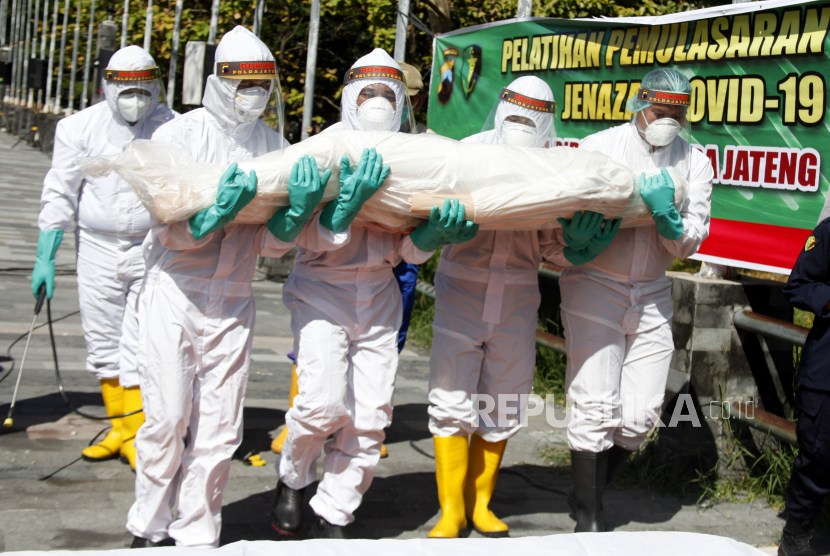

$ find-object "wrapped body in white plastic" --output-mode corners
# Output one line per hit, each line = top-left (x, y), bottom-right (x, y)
(76, 128), (689, 232)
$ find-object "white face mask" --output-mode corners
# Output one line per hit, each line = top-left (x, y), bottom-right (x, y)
(116, 92), (152, 124)
(641, 116), (682, 147)
(234, 86), (269, 123)
(500, 121), (538, 147)
(358, 96), (396, 131)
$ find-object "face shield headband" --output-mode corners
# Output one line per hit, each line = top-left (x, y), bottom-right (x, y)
(498, 87), (556, 116)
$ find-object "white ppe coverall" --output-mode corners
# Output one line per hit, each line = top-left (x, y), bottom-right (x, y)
(428, 76), (559, 442)
(38, 46), (176, 388)
(126, 26), (297, 548)
(278, 48), (434, 527)
(549, 121), (713, 453)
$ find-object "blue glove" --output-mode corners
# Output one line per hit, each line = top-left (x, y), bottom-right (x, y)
(268, 156), (332, 242)
(556, 210), (605, 251)
(564, 218), (622, 266)
(640, 168), (684, 241)
(410, 198), (478, 252)
(32, 229), (64, 299)
(189, 163), (257, 240)
(320, 148), (390, 233)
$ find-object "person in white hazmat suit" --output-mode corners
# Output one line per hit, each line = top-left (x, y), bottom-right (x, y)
(425, 76), (620, 539)
(270, 48), (479, 540)
(547, 68), (713, 533)
(32, 46), (177, 469)
(125, 26), (334, 548)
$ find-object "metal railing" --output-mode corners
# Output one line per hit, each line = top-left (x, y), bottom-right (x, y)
(730, 309), (808, 445)
(733, 309), (808, 348)
(727, 401), (797, 446)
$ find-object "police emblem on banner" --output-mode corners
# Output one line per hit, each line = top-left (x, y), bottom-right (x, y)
(460, 45), (481, 99)
(437, 47), (458, 105)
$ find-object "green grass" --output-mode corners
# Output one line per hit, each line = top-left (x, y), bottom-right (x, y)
(668, 258), (702, 273)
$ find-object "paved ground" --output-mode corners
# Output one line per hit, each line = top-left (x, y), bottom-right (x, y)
(0, 129), (825, 554)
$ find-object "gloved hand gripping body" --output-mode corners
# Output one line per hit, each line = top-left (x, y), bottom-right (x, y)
(556, 210), (605, 251)
(267, 156), (331, 242)
(409, 198), (479, 252)
(31, 229), (64, 299)
(564, 218), (622, 266)
(320, 148), (390, 233)
(640, 168), (684, 241)
(189, 162), (258, 240)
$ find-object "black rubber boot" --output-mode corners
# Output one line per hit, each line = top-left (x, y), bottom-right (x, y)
(567, 445), (632, 518)
(605, 445), (633, 486)
(570, 449), (609, 533)
(309, 516), (350, 539)
(270, 481), (306, 536)
(778, 516), (816, 556)
(130, 536), (174, 548)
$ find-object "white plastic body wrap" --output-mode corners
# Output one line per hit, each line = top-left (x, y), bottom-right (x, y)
(2, 533), (768, 556)
(75, 129), (689, 231)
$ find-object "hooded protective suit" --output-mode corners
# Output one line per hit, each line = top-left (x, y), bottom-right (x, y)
(428, 76), (560, 442)
(38, 45), (176, 389)
(277, 48), (434, 527)
(547, 76), (714, 453)
(126, 26), (325, 548)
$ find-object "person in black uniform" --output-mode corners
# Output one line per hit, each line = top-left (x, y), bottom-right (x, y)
(779, 213), (830, 556)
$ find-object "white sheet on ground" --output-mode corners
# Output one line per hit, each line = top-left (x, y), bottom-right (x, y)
(76, 129), (689, 232)
(5, 532), (766, 556)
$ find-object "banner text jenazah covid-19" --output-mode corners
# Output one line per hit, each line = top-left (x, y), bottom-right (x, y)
(427, 0), (830, 273)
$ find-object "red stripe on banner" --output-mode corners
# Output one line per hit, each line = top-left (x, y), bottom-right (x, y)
(697, 218), (813, 272)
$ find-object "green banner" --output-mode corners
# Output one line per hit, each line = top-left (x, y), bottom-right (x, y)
(427, 0), (830, 272)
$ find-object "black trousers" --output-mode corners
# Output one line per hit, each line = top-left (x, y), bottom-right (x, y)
(786, 387), (830, 520)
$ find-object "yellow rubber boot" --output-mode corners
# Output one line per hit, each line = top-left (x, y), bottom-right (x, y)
(428, 436), (469, 538)
(271, 364), (299, 454)
(465, 435), (509, 537)
(118, 386), (145, 470)
(81, 379), (125, 461)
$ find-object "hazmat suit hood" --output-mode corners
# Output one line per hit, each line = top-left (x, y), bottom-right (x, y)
(103, 46), (164, 129)
(339, 48), (407, 133)
(475, 76), (555, 148)
(202, 25), (278, 144)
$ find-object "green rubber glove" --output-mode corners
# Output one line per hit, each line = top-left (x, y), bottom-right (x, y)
(32, 229), (64, 299)
(556, 210), (605, 251)
(564, 218), (622, 266)
(640, 168), (684, 241)
(320, 148), (390, 233)
(410, 198), (478, 252)
(267, 155), (332, 242)
(189, 162), (257, 240)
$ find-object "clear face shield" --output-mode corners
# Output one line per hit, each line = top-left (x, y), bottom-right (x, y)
(344, 65), (415, 134)
(627, 87), (693, 179)
(216, 60), (285, 141)
(481, 87), (557, 148)
(103, 67), (167, 124)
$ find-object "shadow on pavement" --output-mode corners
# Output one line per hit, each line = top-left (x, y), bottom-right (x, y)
(0, 391), (104, 436)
